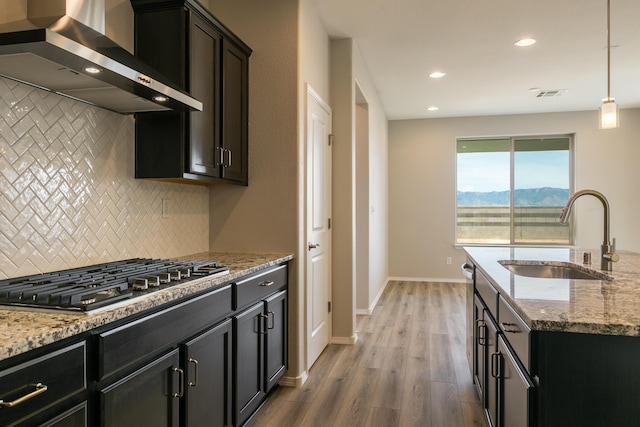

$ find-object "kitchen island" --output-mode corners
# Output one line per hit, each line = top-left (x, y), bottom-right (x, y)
(464, 246), (640, 427)
(0, 251), (292, 426)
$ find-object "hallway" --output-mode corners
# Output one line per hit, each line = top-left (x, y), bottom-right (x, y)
(247, 281), (487, 426)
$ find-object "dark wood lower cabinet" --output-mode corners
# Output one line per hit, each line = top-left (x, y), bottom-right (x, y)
(234, 302), (265, 426)
(497, 336), (534, 427)
(184, 319), (233, 427)
(234, 290), (288, 426)
(264, 290), (287, 392)
(485, 312), (499, 427)
(99, 349), (181, 427)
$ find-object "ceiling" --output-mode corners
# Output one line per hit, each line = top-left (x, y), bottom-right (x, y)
(309, 0), (640, 120)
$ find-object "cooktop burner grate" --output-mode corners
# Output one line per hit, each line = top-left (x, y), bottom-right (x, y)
(0, 258), (228, 312)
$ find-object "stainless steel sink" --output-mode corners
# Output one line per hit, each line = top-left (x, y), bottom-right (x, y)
(498, 260), (613, 280)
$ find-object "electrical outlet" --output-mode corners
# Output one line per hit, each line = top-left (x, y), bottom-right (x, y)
(446, 257), (452, 265)
(162, 198), (171, 219)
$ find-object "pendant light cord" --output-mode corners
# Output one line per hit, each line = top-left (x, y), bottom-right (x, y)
(607, 0), (611, 101)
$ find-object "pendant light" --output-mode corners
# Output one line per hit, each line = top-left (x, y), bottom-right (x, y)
(599, 0), (619, 129)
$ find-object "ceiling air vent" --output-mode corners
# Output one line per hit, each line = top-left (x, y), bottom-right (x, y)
(535, 89), (568, 98)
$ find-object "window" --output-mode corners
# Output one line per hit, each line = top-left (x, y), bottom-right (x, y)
(456, 135), (573, 245)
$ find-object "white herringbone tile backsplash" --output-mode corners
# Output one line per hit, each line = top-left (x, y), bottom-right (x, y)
(0, 77), (209, 279)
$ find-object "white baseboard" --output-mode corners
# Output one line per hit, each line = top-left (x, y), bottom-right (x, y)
(279, 370), (308, 388)
(331, 332), (358, 345)
(356, 278), (390, 315)
(388, 276), (466, 284)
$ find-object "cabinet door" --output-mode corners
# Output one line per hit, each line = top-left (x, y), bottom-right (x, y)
(189, 12), (221, 178)
(221, 39), (249, 184)
(485, 314), (499, 427)
(99, 349), (180, 427)
(473, 295), (486, 404)
(498, 336), (534, 427)
(184, 319), (232, 427)
(234, 302), (265, 426)
(264, 290), (287, 392)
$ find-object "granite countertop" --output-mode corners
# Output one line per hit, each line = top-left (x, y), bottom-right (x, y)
(464, 246), (640, 337)
(0, 252), (293, 363)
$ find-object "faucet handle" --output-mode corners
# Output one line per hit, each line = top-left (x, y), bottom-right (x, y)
(604, 238), (619, 263)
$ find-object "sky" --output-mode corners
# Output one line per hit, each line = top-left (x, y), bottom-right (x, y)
(457, 151), (569, 193)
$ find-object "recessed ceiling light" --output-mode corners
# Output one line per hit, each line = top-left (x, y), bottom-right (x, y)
(427, 106), (439, 111)
(515, 38), (536, 47)
(153, 95), (169, 102)
(429, 71), (446, 79)
(83, 66), (102, 74)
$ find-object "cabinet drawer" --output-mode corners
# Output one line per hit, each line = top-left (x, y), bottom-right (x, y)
(234, 265), (287, 310)
(475, 268), (498, 316)
(0, 342), (86, 427)
(498, 295), (531, 371)
(98, 285), (231, 381)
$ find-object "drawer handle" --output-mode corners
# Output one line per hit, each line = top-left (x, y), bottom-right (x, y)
(461, 263), (474, 280)
(187, 358), (199, 387)
(0, 383), (48, 408)
(500, 322), (520, 333)
(172, 367), (184, 398)
(259, 281), (274, 287)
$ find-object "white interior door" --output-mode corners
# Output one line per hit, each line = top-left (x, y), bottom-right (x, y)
(306, 85), (332, 368)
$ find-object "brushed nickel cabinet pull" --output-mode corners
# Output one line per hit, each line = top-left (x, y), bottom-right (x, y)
(268, 310), (275, 330)
(172, 367), (184, 398)
(491, 352), (502, 379)
(187, 358), (199, 387)
(0, 383), (47, 407)
(477, 320), (486, 345)
(216, 146), (224, 166)
(259, 281), (274, 287)
(259, 313), (269, 334)
(500, 322), (520, 333)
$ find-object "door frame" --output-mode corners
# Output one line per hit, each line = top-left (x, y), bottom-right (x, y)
(305, 84), (332, 370)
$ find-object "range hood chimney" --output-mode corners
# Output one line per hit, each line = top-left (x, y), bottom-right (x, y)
(0, 0), (202, 114)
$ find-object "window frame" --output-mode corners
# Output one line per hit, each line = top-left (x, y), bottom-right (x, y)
(455, 134), (575, 246)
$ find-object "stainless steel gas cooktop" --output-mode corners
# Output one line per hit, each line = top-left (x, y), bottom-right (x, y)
(0, 258), (228, 312)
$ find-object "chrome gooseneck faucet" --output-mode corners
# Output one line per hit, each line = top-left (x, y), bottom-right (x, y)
(559, 189), (619, 271)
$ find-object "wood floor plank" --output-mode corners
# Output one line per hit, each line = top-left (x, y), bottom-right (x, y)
(430, 381), (466, 427)
(332, 366), (381, 427)
(429, 332), (457, 383)
(297, 376), (351, 427)
(398, 355), (432, 427)
(365, 407), (400, 427)
(245, 388), (311, 427)
(370, 345), (407, 409)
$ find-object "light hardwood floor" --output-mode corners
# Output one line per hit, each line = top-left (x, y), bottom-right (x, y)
(246, 281), (487, 427)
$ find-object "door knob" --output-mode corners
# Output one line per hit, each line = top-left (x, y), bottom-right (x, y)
(308, 243), (320, 251)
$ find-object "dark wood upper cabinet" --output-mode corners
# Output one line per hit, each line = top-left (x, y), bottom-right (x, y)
(131, 0), (251, 186)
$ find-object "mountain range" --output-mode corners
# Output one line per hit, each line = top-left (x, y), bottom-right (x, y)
(457, 187), (570, 207)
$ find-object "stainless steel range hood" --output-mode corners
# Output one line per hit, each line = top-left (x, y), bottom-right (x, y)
(0, 0), (202, 114)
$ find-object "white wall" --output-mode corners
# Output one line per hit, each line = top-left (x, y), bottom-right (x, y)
(389, 109), (640, 280)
